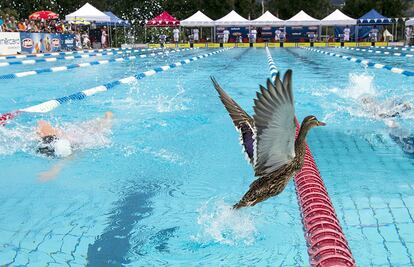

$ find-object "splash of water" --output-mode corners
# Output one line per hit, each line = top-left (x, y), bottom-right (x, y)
(0, 125), (37, 155)
(343, 73), (377, 99)
(192, 199), (257, 246)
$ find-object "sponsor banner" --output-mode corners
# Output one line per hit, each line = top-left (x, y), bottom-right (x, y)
(216, 26), (250, 42)
(61, 34), (75, 51)
(286, 26), (319, 42)
(0, 32), (21, 55)
(20, 32), (62, 53)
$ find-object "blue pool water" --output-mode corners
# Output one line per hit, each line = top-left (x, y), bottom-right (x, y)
(0, 47), (414, 266)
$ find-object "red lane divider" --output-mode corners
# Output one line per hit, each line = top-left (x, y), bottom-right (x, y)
(294, 119), (356, 267)
(0, 111), (20, 126)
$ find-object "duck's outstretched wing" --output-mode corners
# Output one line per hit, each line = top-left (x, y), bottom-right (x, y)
(211, 77), (255, 164)
(253, 70), (296, 177)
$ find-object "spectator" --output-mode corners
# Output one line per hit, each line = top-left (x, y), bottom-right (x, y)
(101, 27), (108, 48)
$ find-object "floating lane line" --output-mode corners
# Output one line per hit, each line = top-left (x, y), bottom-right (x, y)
(265, 47), (356, 267)
(374, 46), (414, 52)
(0, 47), (163, 68)
(0, 48), (196, 80)
(0, 48), (231, 125)
(302, 47), (414, 77)
(337, 46), (414, 58)
(0, 47), (129, 60)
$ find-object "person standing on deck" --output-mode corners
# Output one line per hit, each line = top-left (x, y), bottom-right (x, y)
(193, 28), (199, 43)
(223, 29), (230, 43)
(173, 28), (180, 44)
(101, 27), (108, 48)
(369, 26), (379, 42)
(275, 28), (281, 42)
(344, 26), (351, 42)
(250, 27), (257, 43)
(405, 26), (413, 46)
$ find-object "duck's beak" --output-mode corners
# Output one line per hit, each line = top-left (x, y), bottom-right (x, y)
(317, 121), (326, 126)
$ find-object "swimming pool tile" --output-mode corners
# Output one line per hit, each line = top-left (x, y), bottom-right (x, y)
(379, 225), (401, 242)
(363, 227), (385, 244)
(370, 197), (389, 209)
(402, 196), (414, 208)
(386, 241), (412, 265)
(398, 224), (414, 242)
(388, 198), (406, 209)
(353, 196), (371, 209)
(392, 208), (412, 223)
(342, 209), (360, 226)
(359, 209), (377, 226)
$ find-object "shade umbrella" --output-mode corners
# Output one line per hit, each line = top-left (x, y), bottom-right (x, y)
(29, 10), (59, 20)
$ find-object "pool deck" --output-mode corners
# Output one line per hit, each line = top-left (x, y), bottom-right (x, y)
(146, 41), (393, 49)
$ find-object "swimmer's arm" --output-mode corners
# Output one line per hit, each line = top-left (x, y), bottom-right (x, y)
(37, 154), (75, 182)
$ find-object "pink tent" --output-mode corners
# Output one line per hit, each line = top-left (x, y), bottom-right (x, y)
(146, 11), (180, 27)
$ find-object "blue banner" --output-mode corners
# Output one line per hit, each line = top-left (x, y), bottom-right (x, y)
(216, 27), (250, 42)
(286, 26), (319, 42)
(19, 33), (75, 53)
(61, 34), (76, 51)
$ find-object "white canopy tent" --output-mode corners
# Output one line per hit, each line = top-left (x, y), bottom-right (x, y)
(321, 9), (357, 26)
(65, 3), (110, 22)
(252, 11), (284, 26)
(285, 10), (320, 26)
(406, 18), (414, 26)
(181, 11), (214, 26)
(215, 10), (250, 26)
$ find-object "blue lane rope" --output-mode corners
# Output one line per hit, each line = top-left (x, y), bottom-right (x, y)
(337, 46), (414, 58)
(0, 48), (231, 120)
(0, 47), (127, 60)
(302, 47), (414, 77)
(0, 48), (196, 80)
(0, 47), (162, 67)
(375, 46), (414, 52)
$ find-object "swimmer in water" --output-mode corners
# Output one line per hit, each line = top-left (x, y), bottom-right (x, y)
(36, 111), (113, 181)
(36, 111), (113, 158)
(360, 96), (412, 119)
(360, 96), (414, 155)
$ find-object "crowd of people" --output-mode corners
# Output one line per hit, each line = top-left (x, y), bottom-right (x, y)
(0, 14), (71, 33)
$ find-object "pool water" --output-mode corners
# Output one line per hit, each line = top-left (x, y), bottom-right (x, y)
(0, 47), (414, 266)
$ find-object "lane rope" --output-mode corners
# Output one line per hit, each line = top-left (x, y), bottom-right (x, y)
(302, 47), (414, 77)
(374, 46), (414, 52)
(0, 47), (129, 60)
(0, 47), (163, 68)
(337, 46), (414, 58)
(265, 47), (356, 267)
(0, 48), (196, 80)
(0, 48), (231, 125)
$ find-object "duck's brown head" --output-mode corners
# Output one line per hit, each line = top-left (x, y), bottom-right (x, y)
(301, 115), (326, 129)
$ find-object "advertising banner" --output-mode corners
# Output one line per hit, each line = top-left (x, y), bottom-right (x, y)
(60, 34), (76, 51)
(258, 26), (278, 41)
(216, 26), (250, 42)
(286, 26), (319, 42)
(0, 32), (21, 55)
(20, 32), (62, 54)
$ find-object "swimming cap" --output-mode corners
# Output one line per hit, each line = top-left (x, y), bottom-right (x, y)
(53, 139), (72, 157)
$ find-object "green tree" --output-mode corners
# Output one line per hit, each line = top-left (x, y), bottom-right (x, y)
(342, 0), (411, 18)
(265, 0), (333, 19)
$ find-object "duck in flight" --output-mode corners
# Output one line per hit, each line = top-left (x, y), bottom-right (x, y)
(211, 70), (325, 209)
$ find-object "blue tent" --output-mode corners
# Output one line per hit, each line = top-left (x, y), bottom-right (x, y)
(358, 9), (393, 25)
(96, 11), (130, 26)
